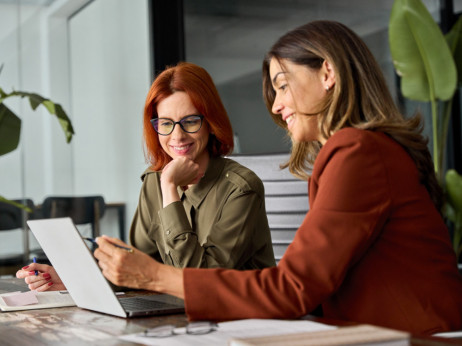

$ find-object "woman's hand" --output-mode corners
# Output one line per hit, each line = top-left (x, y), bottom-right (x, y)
(94, 235), (184, 298)
(16, 263), (66, 292)
(160, 157), (204, 207)
(94, 235), (159, 290)
(161, 157), (203, 188)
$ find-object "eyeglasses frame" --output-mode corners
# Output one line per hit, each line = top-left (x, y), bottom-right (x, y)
(151, 114), (205, 136)
(142, 321), (218, 338)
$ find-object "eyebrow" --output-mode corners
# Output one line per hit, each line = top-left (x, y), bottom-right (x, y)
(272, 71), (286, 85)
(157, 114), (201, 119)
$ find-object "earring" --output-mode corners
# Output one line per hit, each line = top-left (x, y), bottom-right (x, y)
(325, 85), (330, 91)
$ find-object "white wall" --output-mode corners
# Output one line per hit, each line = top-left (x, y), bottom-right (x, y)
(0, 0), (150, 249)
(0, 3), (51, 255)
(68, 0), (150, 238)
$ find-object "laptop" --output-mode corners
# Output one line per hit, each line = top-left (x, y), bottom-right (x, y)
(27, 217), (185, 318)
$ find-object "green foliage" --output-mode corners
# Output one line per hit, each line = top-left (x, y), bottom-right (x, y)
(389, 0), (457, 102)
(0, 64), (74, 208)
(0, 100), (21, 156)
(0, 89), (74, 155)
(445, 170), (462, 258)
(446, 17), (462, 87)
(389, 0), (462, 257)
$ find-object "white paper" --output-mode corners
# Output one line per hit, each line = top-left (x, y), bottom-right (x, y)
(119, 319), (337, 346)
(1, 291), (38, 306)
(0, 290), (75, 311)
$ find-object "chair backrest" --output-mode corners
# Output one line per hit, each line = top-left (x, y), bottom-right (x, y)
(40, 196), (106, 238)
(228, 153), (309, 263)
(0, 199), (35, 264)
(0, 199), (35, 230)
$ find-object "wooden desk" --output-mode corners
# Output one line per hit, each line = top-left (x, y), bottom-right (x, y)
(1, 278), (461, 346)
(0, 277), (187, 346)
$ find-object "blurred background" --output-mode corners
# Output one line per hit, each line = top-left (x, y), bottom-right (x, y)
(0, 0), (461, 266)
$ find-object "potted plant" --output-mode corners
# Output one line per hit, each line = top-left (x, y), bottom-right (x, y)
(0, 64), (74, 210)
(389, 0), (462, 258)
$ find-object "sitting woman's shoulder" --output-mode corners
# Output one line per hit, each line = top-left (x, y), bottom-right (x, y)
(221, 157), (265, 195)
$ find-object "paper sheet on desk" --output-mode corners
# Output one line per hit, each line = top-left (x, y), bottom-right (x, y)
(1, 291), (38, 306)
(0, 290), (76, 311)
(119, 319), (337, 346)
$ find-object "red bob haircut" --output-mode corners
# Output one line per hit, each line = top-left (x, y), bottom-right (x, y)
(143, 62), (234, 171)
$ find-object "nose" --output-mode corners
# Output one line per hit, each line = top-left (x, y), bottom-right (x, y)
(170, 122), (186, 138)
(272, 95), (283, 115)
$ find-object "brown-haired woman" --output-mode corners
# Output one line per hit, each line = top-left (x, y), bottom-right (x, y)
(93, 22), (461, 335)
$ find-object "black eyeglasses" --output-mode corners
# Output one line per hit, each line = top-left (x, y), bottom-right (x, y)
(151, 114), (204, 136)
(142, 321), (218, 338)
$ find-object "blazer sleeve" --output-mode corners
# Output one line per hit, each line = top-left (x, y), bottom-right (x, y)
(183, 130), (393, 321)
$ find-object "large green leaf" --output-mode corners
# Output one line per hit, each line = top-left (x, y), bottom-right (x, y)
(446, 169), (462, 213)
(1, 90), (74, 143)
(0, 103), (21, 156)
(389, 0), (457, 102)
(446, 16), (462, 86)
(446, 169), (462, 256)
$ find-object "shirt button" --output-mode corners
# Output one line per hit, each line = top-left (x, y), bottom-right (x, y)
(166, 230), (171, 235)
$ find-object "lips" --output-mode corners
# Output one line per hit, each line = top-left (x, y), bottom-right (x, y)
(284, 114), (295, 128)
(173, 145), (190, 151)
(170, 143), (193, 155)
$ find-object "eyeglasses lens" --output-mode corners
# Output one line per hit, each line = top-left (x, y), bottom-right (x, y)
(186, 321), (218, 335)
(144, 324), (175, 337)
(152, 115), (203, 135)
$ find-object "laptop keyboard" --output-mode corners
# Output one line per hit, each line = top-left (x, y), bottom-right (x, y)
(119, 297), (177, 312)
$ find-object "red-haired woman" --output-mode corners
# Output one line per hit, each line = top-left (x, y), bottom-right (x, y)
(18, 62), (275, 292)
(131, 62), (275, 270)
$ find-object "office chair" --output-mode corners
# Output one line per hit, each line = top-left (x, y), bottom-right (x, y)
(228, 153), (309, 264)
(39, 195), (106, 239)
(31, 196), (106, 263)
(0, 199), (35, 273)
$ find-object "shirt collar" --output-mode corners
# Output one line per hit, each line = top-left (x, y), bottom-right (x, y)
(177, 157), (225, 209)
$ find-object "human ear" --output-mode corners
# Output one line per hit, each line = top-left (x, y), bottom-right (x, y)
(322, 60), (336, 91)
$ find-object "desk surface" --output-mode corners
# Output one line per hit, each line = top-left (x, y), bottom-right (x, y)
(0, 277), (187, 346)
(1, 278), (461, 346)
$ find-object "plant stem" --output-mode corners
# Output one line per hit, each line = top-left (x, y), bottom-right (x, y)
(438, 99), (453, 182)
(432, 99), (439, 177)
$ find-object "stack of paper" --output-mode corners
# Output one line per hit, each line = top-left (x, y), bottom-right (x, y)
(119, 319), (337, 346)
(229, 324), (410, 346)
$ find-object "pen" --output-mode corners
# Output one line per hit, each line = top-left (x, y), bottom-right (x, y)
(82, 237), (134, 253)
(33, 257), (38, 276)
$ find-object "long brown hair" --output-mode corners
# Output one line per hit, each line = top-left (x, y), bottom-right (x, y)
(143, 62), (234, 170)
(262, 20), (442, 211)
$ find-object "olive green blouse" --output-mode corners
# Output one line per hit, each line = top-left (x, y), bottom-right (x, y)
(129, 157), (276, 269)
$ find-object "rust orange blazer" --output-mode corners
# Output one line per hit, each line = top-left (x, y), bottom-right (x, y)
(183, 128), (462, 335)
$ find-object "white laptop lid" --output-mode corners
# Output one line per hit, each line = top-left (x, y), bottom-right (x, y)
(27, 217), (127, 317)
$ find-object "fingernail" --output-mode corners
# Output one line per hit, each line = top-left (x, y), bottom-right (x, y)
(43, 273), (51, 278)
(48, 282), (53, 286)
(28, 271), (36, 275)
(22, 266), (29, 269)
